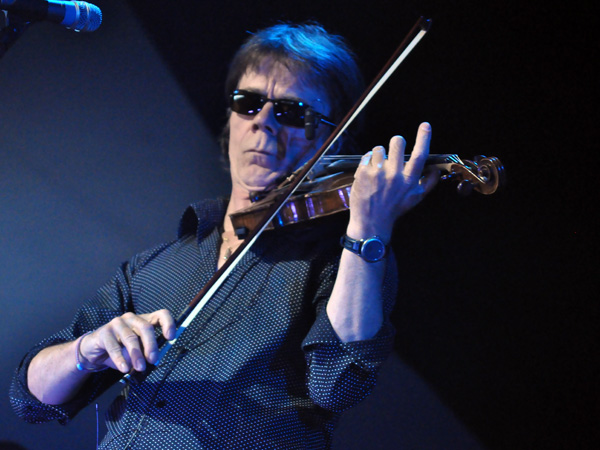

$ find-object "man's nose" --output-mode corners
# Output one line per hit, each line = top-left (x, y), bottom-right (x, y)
(252, 101), (279, 134)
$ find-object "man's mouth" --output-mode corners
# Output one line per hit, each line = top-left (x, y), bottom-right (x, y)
(247, 148), (278, 158)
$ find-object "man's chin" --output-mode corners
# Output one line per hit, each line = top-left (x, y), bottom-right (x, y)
(238, 174), (283, 194)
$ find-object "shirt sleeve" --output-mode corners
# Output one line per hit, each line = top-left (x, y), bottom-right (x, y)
(301, 251), (398, 412)
(8, 243), (169, 425)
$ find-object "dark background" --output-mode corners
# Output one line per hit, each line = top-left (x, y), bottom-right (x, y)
(1, 0), (597, 449)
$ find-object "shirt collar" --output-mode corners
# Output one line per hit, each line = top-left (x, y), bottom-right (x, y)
(178, 198), (228, 239)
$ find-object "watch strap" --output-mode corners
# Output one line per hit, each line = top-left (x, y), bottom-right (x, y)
(340, 234), (388, 262)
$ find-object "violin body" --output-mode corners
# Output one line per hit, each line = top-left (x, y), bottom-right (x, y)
(231, 154), (505, 238)
(231, 172), (353, 238)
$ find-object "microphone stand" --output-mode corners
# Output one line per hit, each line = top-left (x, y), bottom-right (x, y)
(0, 11), (30, 58)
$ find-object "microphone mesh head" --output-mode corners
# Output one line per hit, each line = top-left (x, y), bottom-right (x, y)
(74, 2), (102, 32)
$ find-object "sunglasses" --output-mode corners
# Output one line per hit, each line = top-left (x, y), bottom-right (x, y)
(229, 89), (337, 129)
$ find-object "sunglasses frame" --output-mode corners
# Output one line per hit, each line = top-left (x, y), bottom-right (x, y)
(229, 89), (336, 129)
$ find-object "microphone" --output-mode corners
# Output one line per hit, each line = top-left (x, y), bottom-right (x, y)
(304, 107), (317, 141)
(0, 0), (101, 32)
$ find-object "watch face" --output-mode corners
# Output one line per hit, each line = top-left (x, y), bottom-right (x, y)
(361, 238), (386, 262)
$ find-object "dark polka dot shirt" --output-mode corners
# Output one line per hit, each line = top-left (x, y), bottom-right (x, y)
(10, 199), (398, 449)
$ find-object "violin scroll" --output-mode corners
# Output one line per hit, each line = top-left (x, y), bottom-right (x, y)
(441, 155), (506, 196)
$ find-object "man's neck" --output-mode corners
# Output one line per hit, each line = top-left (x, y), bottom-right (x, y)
(223, 185), (254, 233)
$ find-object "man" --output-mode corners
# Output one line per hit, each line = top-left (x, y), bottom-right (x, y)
(10, 23), (437, 448)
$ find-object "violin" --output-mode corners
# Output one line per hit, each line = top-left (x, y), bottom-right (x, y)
(230, 153), (506, 238)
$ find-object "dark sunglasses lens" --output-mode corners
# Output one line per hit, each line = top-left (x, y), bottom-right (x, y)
(274, 100), (305, 127)
(231, 92), (264, 115)
(230, 91), (307, 128)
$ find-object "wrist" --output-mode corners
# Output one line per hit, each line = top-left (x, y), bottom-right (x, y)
(346, 221), (392, 244)
(340, 234), (388, 263)
(75, 332), (107, 373)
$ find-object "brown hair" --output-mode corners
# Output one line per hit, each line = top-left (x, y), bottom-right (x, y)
(220, 22), (364, 162)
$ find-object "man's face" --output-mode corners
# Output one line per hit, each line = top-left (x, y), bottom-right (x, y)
(228, 60), (332, 194)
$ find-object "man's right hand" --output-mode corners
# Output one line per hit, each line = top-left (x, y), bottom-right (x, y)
(79, 309), (176, 373)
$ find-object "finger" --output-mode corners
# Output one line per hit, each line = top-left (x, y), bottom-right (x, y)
(156, 309), (176, 341)
(99, 321), (134, 373)
(112, 314), (147, 372)
(140, 309), (176, 363)
(420, 167), (440, 194)
(370, 146), (386, 168)
(124, 314), (160, 367)
(402, 169), (440, 214)
(358, 150), (373, 170)
(387, 135), (406, 170)
(404, 122), (432, 183)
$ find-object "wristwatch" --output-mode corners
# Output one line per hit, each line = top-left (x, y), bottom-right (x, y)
(340, 234), (388, 263)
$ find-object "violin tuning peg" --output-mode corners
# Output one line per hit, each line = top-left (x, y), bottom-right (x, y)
(457, 180), (474, 196)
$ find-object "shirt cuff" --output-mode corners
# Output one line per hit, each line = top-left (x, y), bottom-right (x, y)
(302, 307), (394, 372)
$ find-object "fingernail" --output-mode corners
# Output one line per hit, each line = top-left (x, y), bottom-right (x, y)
(120, 362), (128, 372)
(361, 152), (372, 165)
(149, 351), (158, 363)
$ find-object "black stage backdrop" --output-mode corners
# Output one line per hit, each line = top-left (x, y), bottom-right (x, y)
(1, 0), (597, 449)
